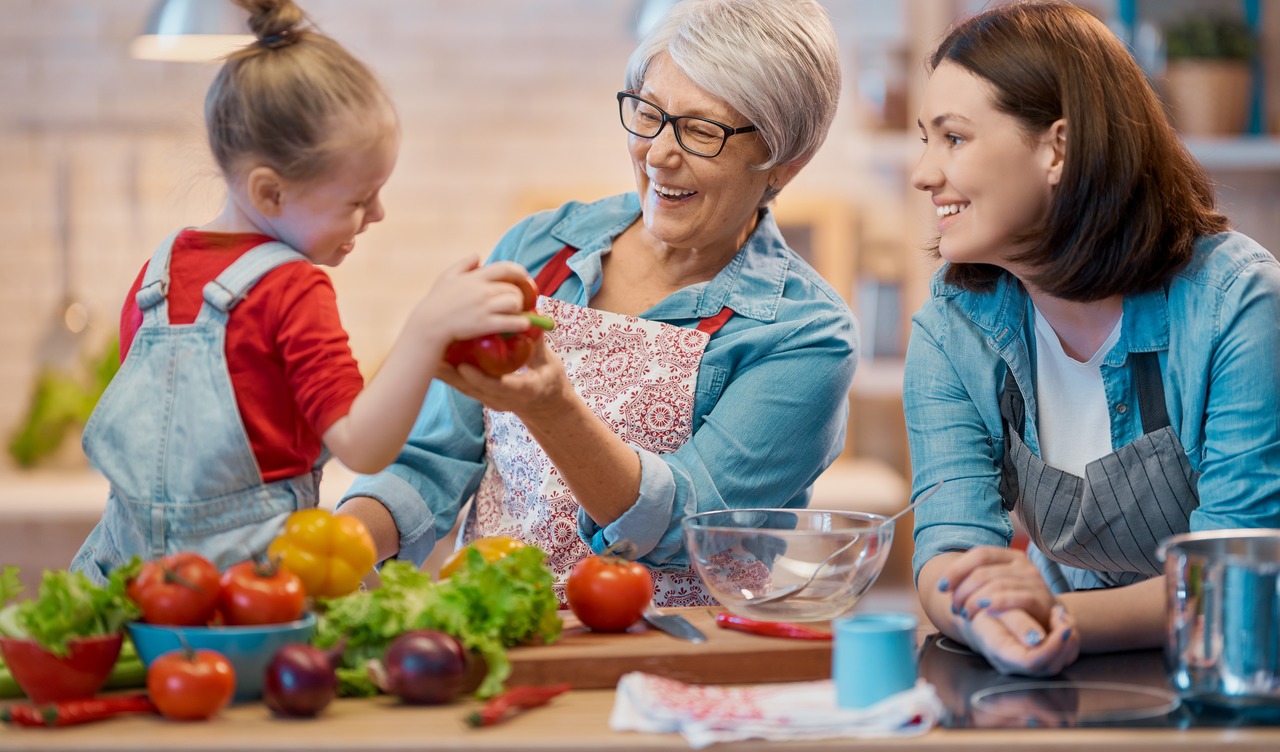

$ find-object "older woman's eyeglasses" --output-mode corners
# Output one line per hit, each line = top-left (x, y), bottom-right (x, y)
(617, 91), (757, 158)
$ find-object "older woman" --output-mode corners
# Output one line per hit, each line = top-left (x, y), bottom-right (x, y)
(338, 0), (854, 606)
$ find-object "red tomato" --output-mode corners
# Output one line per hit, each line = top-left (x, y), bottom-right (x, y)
(147, 649), (236, 721)
(565, 554), (653, 632)
(127, 552), (221, 627)
(217, 560), (307, 626)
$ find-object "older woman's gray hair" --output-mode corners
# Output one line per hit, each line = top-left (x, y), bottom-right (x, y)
(624, 0), (841, 205)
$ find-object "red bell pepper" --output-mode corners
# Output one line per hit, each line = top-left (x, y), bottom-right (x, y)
(443, 275), (556, 377)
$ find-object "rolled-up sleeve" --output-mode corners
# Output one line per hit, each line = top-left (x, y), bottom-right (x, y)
(337, 382), (488, 566)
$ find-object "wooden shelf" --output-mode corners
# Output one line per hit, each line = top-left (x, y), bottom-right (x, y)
(1183, 136), (1280, 171)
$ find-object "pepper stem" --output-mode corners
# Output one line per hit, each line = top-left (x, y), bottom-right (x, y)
(523, 312), (555, 331)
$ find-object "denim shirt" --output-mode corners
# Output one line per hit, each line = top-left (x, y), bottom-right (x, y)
(906, 231), (1280, 583)
(340, 193), (858, 568)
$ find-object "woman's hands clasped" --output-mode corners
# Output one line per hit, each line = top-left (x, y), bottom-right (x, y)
(936, 546), (1081, 676)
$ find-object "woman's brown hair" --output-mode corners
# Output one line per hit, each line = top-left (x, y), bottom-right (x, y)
(205, 0), (395, 183)
(930, 0), (1229, 300)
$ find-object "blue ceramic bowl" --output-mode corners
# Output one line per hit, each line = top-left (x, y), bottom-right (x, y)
(128, 613), (316, 702)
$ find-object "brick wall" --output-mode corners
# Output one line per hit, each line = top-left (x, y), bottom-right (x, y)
(0, 1), (908, 471)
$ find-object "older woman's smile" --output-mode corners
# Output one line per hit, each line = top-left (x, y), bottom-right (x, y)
(653, 182), (697, 201)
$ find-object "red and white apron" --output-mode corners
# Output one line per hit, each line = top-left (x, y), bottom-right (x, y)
(462, 246), (733, 607)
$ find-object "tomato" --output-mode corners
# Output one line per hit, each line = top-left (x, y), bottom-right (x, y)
(218, 560), (306, 626)
(565, 553), (653, 632)
(147, 649), (236, 721)
(267, 509), (378, 599)
(438, 536), (527, 579)
(127, 552), (221, 627)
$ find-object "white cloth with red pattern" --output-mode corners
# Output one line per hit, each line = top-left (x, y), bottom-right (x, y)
(610, 671), (944, 748)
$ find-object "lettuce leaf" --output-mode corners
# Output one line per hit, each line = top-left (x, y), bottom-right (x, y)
(0, 560), (142, 656)
(313, 546), (561, 699)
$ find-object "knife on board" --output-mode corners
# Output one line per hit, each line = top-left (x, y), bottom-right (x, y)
(642, 606), (708, 643)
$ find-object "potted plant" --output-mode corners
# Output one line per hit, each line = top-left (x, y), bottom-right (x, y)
(1161, 13), (1257, 136)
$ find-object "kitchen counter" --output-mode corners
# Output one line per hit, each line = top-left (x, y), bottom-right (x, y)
(1, 687), (1278, 751)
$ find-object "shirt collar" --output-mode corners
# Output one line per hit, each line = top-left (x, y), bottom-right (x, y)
(932, 265), (1172, 363)
(546, 193), (790, 323)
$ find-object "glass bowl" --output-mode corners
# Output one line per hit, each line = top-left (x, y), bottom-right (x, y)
(683, 508), (893, 622)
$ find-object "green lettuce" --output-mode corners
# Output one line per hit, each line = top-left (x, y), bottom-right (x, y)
(0, 560), (141, 656)
(313, 546), (561, 699)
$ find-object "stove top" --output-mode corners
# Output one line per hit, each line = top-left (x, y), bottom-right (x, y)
(918, 633), (1280, 729)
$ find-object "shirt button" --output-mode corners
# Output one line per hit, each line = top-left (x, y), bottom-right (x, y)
(1116, 403), (1128, 414)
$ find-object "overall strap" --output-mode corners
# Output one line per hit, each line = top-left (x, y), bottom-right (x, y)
(200, 241), (308, 317)
(134, 230), (185, 323)
(1132, 351), (1170, 435)
(534, 244), (736, 334)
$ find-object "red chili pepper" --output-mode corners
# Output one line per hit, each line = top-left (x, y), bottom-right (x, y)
(714, 612), (833, 640)
(1, 693), (156, 727)
(466, 683), (572, 727)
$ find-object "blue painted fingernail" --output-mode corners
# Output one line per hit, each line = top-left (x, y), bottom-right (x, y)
(950, 603), (959, 615)
(977, 598), (991, 609)
(1062, 628), (1072, 642)
(961, 608), (969, 619)
(1025, 630), (1043, 646)
(938, 577), (949, 592)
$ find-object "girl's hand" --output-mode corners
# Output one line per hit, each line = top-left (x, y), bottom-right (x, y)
(418, 257), (533, 343)
(963, 603), (1079, 677)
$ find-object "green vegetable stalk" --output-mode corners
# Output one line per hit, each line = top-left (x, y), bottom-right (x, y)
(312, 546), (562, 699)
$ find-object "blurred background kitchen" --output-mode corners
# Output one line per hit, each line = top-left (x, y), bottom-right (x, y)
(2, 0), (1278, 589)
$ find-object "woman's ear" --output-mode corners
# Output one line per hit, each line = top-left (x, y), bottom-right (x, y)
(246, 167), (285, 217)
(766, 156), (810, 194)
(1044, 119), (1066, 187)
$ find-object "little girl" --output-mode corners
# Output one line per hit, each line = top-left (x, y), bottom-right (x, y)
(70, 0), (532, 583)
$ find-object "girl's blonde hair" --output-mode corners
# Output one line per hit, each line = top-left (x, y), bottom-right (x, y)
(205, 0), (396, 183)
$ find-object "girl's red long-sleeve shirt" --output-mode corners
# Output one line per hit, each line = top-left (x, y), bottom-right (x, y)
(120, 230), (365, 482)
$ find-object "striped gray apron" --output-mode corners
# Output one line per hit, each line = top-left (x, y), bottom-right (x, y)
(997, 351), (1200, 592)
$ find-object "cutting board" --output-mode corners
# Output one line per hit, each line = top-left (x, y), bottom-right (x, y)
(505, 608), (832, 689)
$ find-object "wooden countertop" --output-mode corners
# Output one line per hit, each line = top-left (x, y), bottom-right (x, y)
(2, 688), (1279, 752)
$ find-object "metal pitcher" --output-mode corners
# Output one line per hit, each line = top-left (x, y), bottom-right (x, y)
(1157, 529), (1280, 709)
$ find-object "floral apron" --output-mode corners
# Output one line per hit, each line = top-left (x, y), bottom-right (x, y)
(462, 245), (732, 606)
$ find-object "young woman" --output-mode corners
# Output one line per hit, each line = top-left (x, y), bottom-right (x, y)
(906, 1), (1280, 675)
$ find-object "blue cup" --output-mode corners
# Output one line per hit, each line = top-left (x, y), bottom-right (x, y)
(833, 612), (918, 709)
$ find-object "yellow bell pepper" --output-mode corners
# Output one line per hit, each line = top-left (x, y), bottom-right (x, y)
(268, 508), (377, 598)
(438, 536), (527, 579)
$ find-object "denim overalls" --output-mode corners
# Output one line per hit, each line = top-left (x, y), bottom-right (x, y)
(71, 232), (324, 584)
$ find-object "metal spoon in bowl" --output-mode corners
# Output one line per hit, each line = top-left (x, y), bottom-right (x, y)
(744, 480), (945, 606)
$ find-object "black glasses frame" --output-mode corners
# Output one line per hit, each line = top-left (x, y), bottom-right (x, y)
(616, 91), (757, 158)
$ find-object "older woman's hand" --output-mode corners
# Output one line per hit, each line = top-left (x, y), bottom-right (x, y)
(438, 338), (574, 420)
